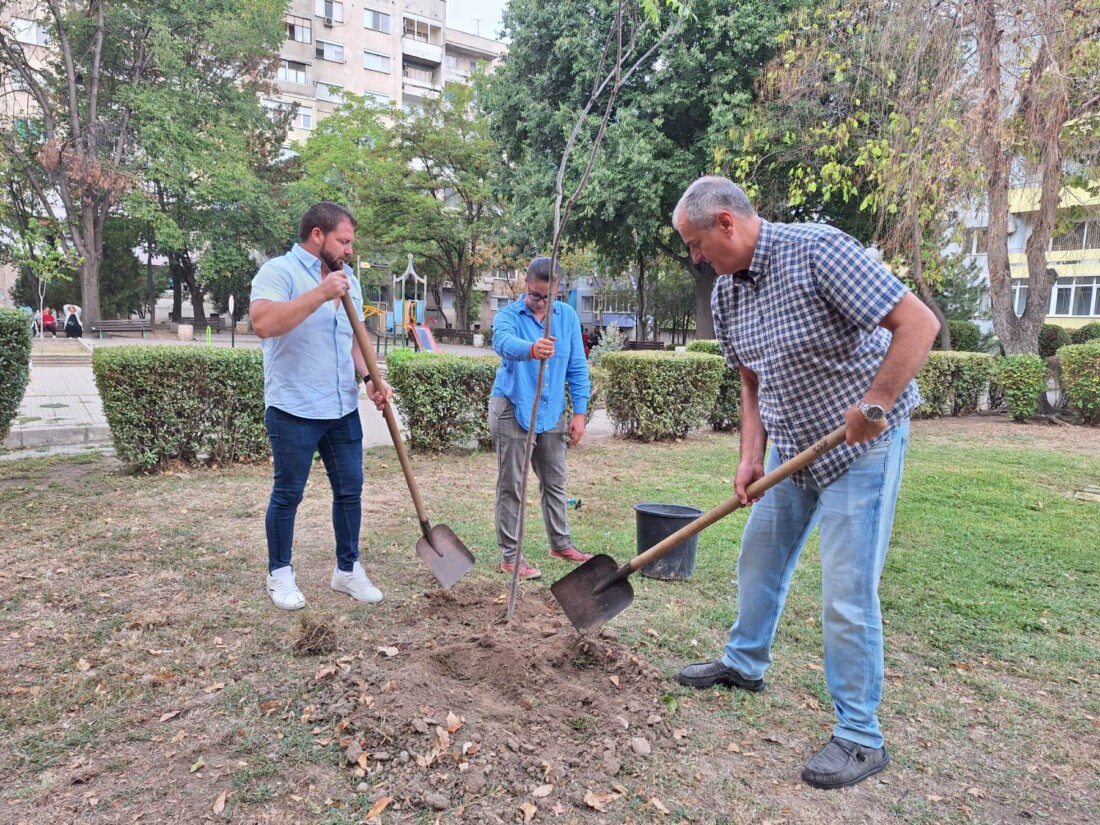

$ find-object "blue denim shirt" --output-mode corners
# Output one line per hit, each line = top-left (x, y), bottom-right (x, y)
(491, 297), (590, 433)
(250, 244), (363, 420)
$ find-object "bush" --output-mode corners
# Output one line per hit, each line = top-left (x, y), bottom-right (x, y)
(1038, 324), (1071, 358)
(932, 320), (981, 352)
(1070, 321), (1100, 346)
(93, 346), (268, 472)
(0, 308), (33, 441)
(686, 339), (741, 430)
(386, 349), (499, 452)
(913, 351), (997, 417)
(1057, 340), (1100, 425)
(603, 350), (724, 440)
(992, 354), (1047, 420)
(587, 322), (626, 366)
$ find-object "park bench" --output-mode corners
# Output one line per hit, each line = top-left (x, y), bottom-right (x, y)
(625, 340), (667, 351)
(179, 316), (226, 333)
(432, 329), (476, 345)
(88, 319), (152, 339)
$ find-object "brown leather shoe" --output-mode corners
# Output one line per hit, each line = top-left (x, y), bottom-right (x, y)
(499, 560), (542, 579)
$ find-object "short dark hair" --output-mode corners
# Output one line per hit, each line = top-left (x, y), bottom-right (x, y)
(525, 256), (564, 283)
(298, 202), (358, 242)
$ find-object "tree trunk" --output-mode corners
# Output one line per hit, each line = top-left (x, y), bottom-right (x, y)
(635, 254), (647, 342)
(79, 207), (102, 322)
(172, 277), (182, 322)
(689, 260), (717, 340)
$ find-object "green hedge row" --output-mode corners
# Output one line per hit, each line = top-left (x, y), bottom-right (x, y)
(994, 354), (1048, 420)
(913, 351), (997, 418)
(93, 346), (268, 471)
(602, 350), (724, 440)
(932, 320), (982, 352)
(0, 309), (33, 441)
(1058, 340), (1100, 425)
(686, 339), (741, 430)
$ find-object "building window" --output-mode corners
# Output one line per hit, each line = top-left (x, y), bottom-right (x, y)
(403, 61), (435, 84)
(492, 296), (511, 310)
(364, 91), (391, 106)
(277, 59), (307, 85)
(315, 82), (344, 104)
(403, 17), (441, 44)
(11, 17), (49, 46)
(1048, 276), (1100, 317)
(445, 55), (458, 69)
(286, 14), (311, 43)
(469, 60), (479, 73)
(581, 295), (595, 313)
(294, 105), (313, 129)
(314, 0), (344, 23)
(315, 40), (345, 63)
(363, 50), (391, 73)
(1051, 223), (1087, 252)
(1011, 282), (1028, 317)
(364, 9), (391, 33)
(966, 227), (988, 255)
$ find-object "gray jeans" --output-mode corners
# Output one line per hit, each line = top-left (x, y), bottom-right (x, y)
(488, 396), (572, 563)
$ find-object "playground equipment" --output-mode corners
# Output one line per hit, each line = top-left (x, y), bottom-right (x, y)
(392, 254), (437, 352)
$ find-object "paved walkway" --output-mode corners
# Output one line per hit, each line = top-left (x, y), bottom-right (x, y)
(3, 334), (614, 456)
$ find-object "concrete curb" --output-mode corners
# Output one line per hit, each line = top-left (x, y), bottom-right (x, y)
(3, 423), (112, 450)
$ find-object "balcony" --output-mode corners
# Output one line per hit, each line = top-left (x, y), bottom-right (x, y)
(402, 63), (440, 92)
(401, 37), (443, 65)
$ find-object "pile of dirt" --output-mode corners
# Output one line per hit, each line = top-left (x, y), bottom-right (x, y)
(307, 584), (679, 822)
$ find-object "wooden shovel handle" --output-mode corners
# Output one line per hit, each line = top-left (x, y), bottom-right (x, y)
(628, 424), (849, 574)
(341, 293), (432, 539)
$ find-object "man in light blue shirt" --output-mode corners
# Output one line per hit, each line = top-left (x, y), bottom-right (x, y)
(489, 256), (591, 580)
(250, 202), (390, 610)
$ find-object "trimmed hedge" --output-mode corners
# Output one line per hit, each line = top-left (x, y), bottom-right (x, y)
(1057, 340), (1100, 425)
(1070, 321), (1100, 345)
(386, 349), (498, 452)
(1039, 324), (1071, 358)
(603, 350), (724, 440)
(0, 308), (33, 441)
(932, 320), (982, 353)
(93, 346), (268, 472)
(686, 339), (742, 430)
(992, 354), (1048, 420)
(913, 351), (997, 418)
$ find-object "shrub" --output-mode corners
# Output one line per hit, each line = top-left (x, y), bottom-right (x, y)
(587, 322), (626, 366)
(386, 349), (499, 452)
(0, 308), (33, 441)
(1070, 321), (1100, 345)
(1038, 324), (1071, 358)
(1057, 340), (1100, 425)
(951, 352), (997, 415)
(914, 351), (997, 417)
(932, 320), (981, 352)
(992, 354), (1047, 420)
(686, 339), (741, 430)
(603, 350), (724, 440)
(913, 353), (955, 418)
(93, 346), (268, 472)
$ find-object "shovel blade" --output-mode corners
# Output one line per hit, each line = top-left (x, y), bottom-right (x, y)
(416, 524), (476, 590)
(550, 554), (634, 633)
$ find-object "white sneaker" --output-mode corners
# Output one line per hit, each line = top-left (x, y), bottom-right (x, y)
(266, 565), (306, 610)
(331, 561), (384, 604)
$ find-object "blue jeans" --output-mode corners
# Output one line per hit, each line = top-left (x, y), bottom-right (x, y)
(721, 419), (910, 748)
(265, 406), (364, 574)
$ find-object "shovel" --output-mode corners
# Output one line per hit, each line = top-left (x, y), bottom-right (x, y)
(551, 424), (849, 632)
(341, 293), (476, 589)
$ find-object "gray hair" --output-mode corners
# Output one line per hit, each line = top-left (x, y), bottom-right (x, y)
(673, 176), (756, 230)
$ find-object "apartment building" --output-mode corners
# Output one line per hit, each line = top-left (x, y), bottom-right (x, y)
(272, 1), (506, 144)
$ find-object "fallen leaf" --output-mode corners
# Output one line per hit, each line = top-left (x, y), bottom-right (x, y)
(967, 787), (986, 799)
(672, 728), (688, 740)
(76, 658), (91, 672)
(551, 802), (564, 815)
(646, 628), (660, 639)
(463, 742), (481, 756)
(159, 710), (181, 723)
(190, 757), (205, 773)
(927, 794), (943, 803)
(203, 682), (225, 694)
(315, 665), (337, 681)
(727, 743), (741, 753)
(357, 752), (370, 769)
(365, 796), (393, 818)
(520, 801), (537, 823)
(435, 726), (450, 751)
(257, 701), (279, 716)
(650, 797), (671, 815)
(446, 711), (464, 734)
(805, 662), (824, 671)
(609, 675), (620, 688)
(532, 784), (553, 798)
(212, 790), (227, 814)
(377, 646), (399, 658)
(583, 790), (620, 812)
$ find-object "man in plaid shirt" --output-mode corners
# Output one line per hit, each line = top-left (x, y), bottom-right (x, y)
(672, 176), (939, 789)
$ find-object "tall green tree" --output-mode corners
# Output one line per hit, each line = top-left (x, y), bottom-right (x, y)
(484, 0), (801, 338)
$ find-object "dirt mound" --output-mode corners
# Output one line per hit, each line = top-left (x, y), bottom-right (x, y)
(308, 583), (677, 822)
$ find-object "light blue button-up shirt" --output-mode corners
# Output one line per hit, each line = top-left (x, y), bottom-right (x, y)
(491, 297), (590, 433)
(250, 244), (363, 420)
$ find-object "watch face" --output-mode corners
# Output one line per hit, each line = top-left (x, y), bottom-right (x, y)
(861, 403), (885, 422)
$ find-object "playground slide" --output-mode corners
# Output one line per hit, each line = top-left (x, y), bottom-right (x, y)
(409, 323), (438, 352)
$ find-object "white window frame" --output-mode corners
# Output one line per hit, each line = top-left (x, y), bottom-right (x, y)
(402, 17), (441, 44)
(12, 17), (49, 46)
(286, 14), (312, 43)
(364, 91), (391, 106)
(1048, 276), (1100, 318)
(277, 59), (308, 85)
(364, 8), (391, 33)
(315, 81), (344, 104)
(315, 40), (345, 63)
(314, 0), (345, 23)
(294, 105), (313, 130)
(445, 54), (458, 69)
(363, 50), (391, 74)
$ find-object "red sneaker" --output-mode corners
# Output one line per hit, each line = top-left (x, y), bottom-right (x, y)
(499, 560), (542, 579)
(549, 547), (593, 563)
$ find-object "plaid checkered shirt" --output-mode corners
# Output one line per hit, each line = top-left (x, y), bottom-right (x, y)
(712, 219), (922, 487)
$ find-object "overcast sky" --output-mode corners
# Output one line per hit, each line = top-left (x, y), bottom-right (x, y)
(447, 0), (508, 39)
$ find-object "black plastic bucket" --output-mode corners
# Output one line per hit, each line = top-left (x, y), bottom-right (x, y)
(634, 503), (703, 580)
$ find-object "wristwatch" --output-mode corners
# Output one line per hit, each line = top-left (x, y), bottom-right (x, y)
(858, 401), (886, 422)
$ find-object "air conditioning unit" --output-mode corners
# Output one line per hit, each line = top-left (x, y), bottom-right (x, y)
(323, 15), (333, 27)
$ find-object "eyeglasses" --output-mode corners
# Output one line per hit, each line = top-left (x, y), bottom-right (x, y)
(526, 291), (549, 303)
